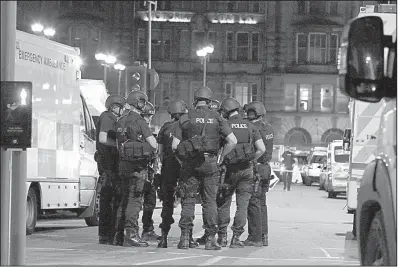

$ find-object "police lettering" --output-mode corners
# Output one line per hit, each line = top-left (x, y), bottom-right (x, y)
(265, 133), (274, 140)
(195, 118), (214, 124)
(231, 123), (248, 129)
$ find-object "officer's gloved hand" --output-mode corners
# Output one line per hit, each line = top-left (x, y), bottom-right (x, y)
(262, 180), (270, 193)
(157, 188), (164, 202)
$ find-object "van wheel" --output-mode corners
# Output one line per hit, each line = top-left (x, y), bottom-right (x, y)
(362, 211), (392, 266)
(85, 191), (100, 227)
(26, 187), (38, 235)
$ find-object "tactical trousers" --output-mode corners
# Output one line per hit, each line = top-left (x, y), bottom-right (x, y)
(159, 156), (180, 232)
(283, 171), (293, 190)
(116, 161), (147, 233)
(178, 155), (219, 235)
(97, 150), (120, 239)
(217, 164), (253, 236)
(247, 186), (268, 241)
(142, 181), (157, 232)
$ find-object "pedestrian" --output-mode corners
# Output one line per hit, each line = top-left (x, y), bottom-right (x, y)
(292, 158), (303, 184)
(243, 101), (274, 247)
(95, 94), (125, 245)
(157, 100), (196, 248)
(172, 87), (237, 250)
(115, 90), (158, 247)
(282, 147), (295, 191)
(139, 102), (161, 241)
(216, 97), (266, 248)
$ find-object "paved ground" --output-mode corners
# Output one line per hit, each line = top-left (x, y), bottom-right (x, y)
(26, 183), (360, 265)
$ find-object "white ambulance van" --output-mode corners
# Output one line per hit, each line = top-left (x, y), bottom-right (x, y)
(15, 30), (99, 234)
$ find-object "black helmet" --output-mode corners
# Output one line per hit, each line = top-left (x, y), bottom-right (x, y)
(127, 90), (148, 110)
(245, 101), (266, 119)
(220, 98), (240, 113)
(168, 100), (188, 114)
(209, 100), (220, 111)
(194, 87), (213, 102)
(141, 102), (155, 116)
(105, 95), (125, 110)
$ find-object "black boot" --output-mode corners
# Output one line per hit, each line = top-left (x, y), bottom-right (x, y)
(114, 231), (124, 246)
(189, 229), (199, 248)
(217, 233), (228, 247)
(230, 233), (245, 248)
(99, 236), (112, 245)
(141, 230), (161, 241)
(157, 230), (168, 248)
(243, 236), (263, 247)
(262, 234), (268, 246)
(205, 235), (222, 250)
(195, 232), (208, 245)
(177, 231), (190, 250)
(123, 229), (149, 247)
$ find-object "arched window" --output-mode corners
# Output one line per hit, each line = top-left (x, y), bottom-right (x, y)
(322, 128), (344, 144)
(284, 127), (312, 147)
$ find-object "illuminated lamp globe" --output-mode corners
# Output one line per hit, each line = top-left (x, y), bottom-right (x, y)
(203, 44), (214, 54)
(196, 49), (207, 57)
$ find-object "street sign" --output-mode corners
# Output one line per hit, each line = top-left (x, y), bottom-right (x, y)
(0, 81), (32, 150)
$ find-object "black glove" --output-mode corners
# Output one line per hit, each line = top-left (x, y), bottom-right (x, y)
(157, 188), (164, 202)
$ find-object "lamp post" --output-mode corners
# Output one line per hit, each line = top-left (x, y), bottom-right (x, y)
(114, 63), (126, 95)
(95, 53), (117, 84)
(196, 44), (214, 87)
(31, 23), (56, 38)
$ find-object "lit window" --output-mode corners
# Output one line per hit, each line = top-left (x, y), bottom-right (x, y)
(251, 84), (259, 102)
(235, 83), (249, 106)
(285, 84), (297, 111)
(237, 33), (249, 61)
(299, 84), (313, 111)
(309, 33), (327, 64)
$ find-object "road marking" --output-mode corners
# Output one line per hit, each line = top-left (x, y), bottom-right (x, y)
(27, 247), (76, 251)
(310, 256), (342, 259)
(320, 247), (332, 258)
(132, 255), (205, 265)
(198, 256), (225, 265)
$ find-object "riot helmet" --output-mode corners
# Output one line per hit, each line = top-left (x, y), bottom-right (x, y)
(141, 101), (155, 124)
(127, 90), (148, 111)
(220, 97), (241, 119)
(168, 100), (188, 120)
(209, 100), (221, 113)
(193, 87), (213, 105)
(244, 101), (266, 120)
(105, 94), (126, 116)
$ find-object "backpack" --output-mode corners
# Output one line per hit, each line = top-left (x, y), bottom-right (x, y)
(175, 111), (219, 161)
(224, 125), (256, 165)
(118, 114), (156, 163)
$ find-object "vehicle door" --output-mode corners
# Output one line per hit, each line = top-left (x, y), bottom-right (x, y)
(79, 94), (97, 177)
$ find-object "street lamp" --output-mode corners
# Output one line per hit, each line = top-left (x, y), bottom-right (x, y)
(196, 44), (214, 87)
(114, 63), (126, 95)
(31, 23), (56, 38)
(95, 53), (118, 84)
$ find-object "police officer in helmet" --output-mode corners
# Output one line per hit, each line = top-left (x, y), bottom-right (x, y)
(96, 94), (125, 245)
(216, 98), (266, 247)
(139, 102), (161, 241)
(172, 87), (237, 250)
(243, 101), (274, 247)
(209, 99), (221, 114)
(115, 90), (158, 247)
(157, 100), (190, 248)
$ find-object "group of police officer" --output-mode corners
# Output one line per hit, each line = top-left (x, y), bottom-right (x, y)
(95, 85), (274, 250)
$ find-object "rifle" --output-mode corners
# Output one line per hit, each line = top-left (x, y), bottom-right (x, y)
(253, 163), (261, 193)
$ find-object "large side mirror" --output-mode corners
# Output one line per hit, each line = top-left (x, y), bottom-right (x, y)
(339, 16), (385, 103)
(343, 128), (351, 151)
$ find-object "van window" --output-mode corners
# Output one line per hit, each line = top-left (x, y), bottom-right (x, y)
(80, 95), (96, 140)
(334, 146), (349, 163)
(311, 155), (327, 164)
